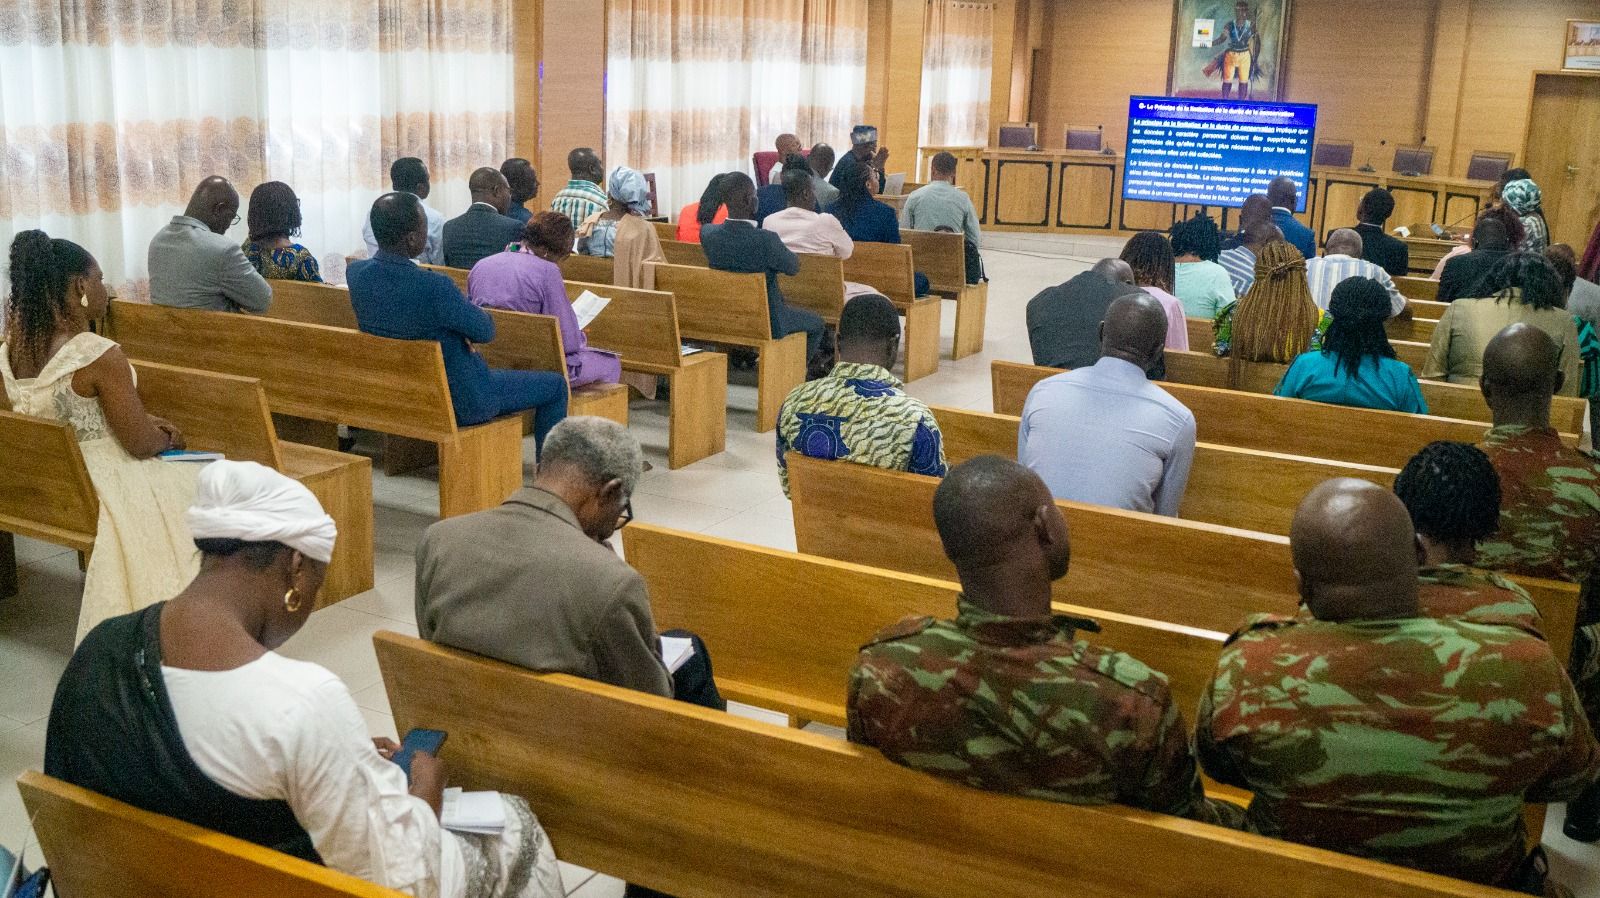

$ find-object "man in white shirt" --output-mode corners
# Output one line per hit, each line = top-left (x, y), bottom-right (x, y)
(1306, 228), (1406, 317)
(766, 132), (804, 183)
(1019, 292), (1196, 516)
(362, 157), (444, 264)
(902, 151), (981, 245)
(762, 166), (879, 298)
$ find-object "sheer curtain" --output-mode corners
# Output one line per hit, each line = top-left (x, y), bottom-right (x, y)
(918, 0), (993, 148)
(0, 0), (512, 297)
(606, 0), (868, 215)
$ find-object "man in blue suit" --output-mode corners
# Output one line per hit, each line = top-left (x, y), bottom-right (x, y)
(441, 167), (526, 270)
(1268, 176), (1317, 260)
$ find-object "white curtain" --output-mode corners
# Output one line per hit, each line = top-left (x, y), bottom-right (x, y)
(606, 0), (868, 216)
(918, 0), (993, 148)
(0, 1), (513, 299)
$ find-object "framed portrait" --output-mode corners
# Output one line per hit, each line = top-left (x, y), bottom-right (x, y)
(1168, 0), (1292, 100)
(1564, 20), (1600, 71)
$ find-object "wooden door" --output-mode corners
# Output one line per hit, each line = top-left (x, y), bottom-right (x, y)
(1525, 72), (1600, 248)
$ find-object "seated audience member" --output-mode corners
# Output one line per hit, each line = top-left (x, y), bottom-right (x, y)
(701, 172), (825, 361)
(416, 417), (724, 710)
(1021, 293), (1195, 516)
(1214, 240), (1322, 368)
(1198, 478), (1599, 894)
(1274, 277), (1426, 414)
(1026, 259), (1142, 370)
(4, 230), (199, 644)
(241, 181), (321, 283)
(902, 151), (981, 246)
(1267, 176), (1316, 260)
(577, 166), (665, 290)
(847, 456), (1242, 826)
(467, 212), (621, 388)
(1546, 243), (1600, 437)
(149, 176), (272, 312)
(1431, 205), (1526, 282)
(442, 167), (525, 270)
(1119, 231), (1188, 351)
(362, 157), (445, 264)
(826, 154), (930, 296)
(45, 461), (564, 898)
(550, 147), (609, 227)
(1392, 441), (1540, 628)
(1353, 187), (1409, 276)
(775, 294), (946, 496)
(1503, 177), (1549, 253)
(1424, 253), (1580, 393)
(765, 132), (804, 182)
(808, 143), (840, 208)
(762, 166), (877, 298)
(1170, 212), (1234, 320)
(1220, 193), (1271, 252)
(501, 157), (540, 224)
(756, 154), (811, 224)
(1217, 216), (1281, 298)
(348, 192), (567, 447)
(675, 173), (729, 243)
(1438, 214), (1516, 301)
(1305, 229), (1405, 317)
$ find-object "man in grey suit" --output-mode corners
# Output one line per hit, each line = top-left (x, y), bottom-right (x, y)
(441, 167), (527, 271)
(414, 417), (724, 709)
(148, 176), (272, 313)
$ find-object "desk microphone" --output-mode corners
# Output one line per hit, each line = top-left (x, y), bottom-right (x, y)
(1359, 139), (1386, 173)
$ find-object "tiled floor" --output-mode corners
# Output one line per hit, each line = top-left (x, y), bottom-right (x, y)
(2, 235), (1597, 896)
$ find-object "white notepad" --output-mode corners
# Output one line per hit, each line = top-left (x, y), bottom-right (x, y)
(661, 635), (696, 673)
(441, 787), (506, 835)
(571, 290), (613, 328)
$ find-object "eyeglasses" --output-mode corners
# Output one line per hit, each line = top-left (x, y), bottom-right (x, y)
(616, 498), (634, 530)
(230, 213), (241, 227)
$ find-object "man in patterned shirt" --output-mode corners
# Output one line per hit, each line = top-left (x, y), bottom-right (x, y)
(548, 148), (609, 227)
(848, 456), (1243, 826)
(775, 294), (946, 496)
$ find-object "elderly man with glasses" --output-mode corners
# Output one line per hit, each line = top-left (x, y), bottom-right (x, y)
(148, 175), (273, 313)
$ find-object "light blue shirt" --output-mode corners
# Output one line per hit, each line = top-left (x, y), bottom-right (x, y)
(1173, 260), (1236, 319)
(1273, 350), (1428, 414)
(901, 180), (982, 244)
(361, 193), (445, 264)
(1018, 356), (1197, 517)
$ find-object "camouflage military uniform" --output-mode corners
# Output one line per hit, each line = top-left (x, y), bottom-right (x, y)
(1198, 612), (1600, 887)
(1418, 564), (1543, 631)
(847, 597), (1244, 826)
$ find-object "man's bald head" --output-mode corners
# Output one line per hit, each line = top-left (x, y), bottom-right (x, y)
(468, 166), (512, 213)
(1239, 194), (1272, 227)
(1481, 323), (1562, 426)
(1268, 177), (1298, 209)
(1244, 218), (1283, 250)
(568, 147), (603, 184)
(933, 456), (1069, 615)
(1092, 258), (1135, 286)
(1101, 292), (1169, 371)
(775, 133), (802, 159)
(1291, 478), (1420, 622)
(1324, 228), (1363, 257)
(369, 191), (427, 256)
(184, 176), (241, 235)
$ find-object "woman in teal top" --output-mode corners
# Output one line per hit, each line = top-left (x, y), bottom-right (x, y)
(1169, 213), (1235, 319)
(1275, 277), (1428, 414)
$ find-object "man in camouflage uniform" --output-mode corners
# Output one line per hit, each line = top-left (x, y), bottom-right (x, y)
(1471, 324), (1600, 840)
(1198, 479), (1600, 893)
(846, 456), (1243, 827)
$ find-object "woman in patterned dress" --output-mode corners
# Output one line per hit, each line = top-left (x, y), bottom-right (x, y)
(242, 181), (322, 282)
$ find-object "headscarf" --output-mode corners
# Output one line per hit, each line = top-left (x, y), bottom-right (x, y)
(1500, 179), (1541, 216)
(850, 125), (878, 147)
(606, 166), (652, 215)
(186, 460), (337, 563)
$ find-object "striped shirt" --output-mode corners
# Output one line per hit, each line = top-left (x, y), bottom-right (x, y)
(1305, 254), (1406, 317)
(549, 180), (609, 227)
(1218, 245), (1256, 298)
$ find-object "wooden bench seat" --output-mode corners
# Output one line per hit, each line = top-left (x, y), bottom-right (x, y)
(108, 300), (525, 519)
(842, 240), (942, 381)
(1398, 275), (1441, 301)
(17, 771), (405, 898)
(904, 228), (988, 359)
(373, 631), (1531, 898)
(476, 308), (631, 425)
(1183, 317), (1430, 371)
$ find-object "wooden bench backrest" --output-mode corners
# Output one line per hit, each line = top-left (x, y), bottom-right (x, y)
(842, 241), (916, 303)
(132, 361), (282, 468)
(778, 253), (848, 322)
(0, 410), (98, 551)
(560, 253), (615, 285)
(903, 228), (967, 294)
(373, 632), (1518, 898)
(419, 263), (469, 294)
(109, 301), (460, 441)
(660, 239), (709, 267)
(652, 220), (677, 242)
(1408, 297), (1449, 319)
(1398, 276), (1441, 301)
(623, 523), (1227, 726)
(265, 281), (361, 330)
(1182, 318), (1428, 374)
(649, 263), (775, 343)
(928, 405), (1399, 536)
(563, 280), (685, 370)
(16, 771), (404, 898)
(475, 309), (571, 398)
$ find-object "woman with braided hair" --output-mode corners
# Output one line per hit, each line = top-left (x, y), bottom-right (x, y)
(1274, 277), (1427, 413)
(1423, 252), (1581, 395)
(1212, 240), (1325, 376)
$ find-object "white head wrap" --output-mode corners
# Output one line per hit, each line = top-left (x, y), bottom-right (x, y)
(186, 460), (337, 563)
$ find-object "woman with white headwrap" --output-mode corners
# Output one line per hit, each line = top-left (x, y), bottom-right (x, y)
(575, 165), (665, 290)
(45, 461), (563, 898)
(1501, 178), (1549, 254)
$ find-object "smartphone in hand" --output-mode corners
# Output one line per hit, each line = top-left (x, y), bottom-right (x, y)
(392, 728), (448, 780)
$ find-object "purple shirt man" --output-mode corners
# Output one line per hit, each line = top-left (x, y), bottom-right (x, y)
(466, 249), (621, 387)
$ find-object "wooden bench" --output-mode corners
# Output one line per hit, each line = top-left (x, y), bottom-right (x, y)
(649, 263), (807, 432)
(559, 253), (616, 285)
(0, 410), (94, 599)
(476, 308), (631, 425)
(841, 241), (942, 381)
(17, 771), (405, 898)
(1387, 314), (1438, 343)
(928, 405), (1398, 537)
(1398, 275), (1441, 301)
(108, 300), (525, 519)
(373, 631), (1531, 898)
(652, 220), (677, 242)
(1407, 297), (1449, 319)
(660, 238), (708, 267)
(990, 358), (1588, 438)
(1183, 317), (1430, 372)
(904, 228), (988, 360)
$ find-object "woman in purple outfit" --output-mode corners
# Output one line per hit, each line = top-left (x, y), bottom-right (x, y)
(465, 212), (621, 387)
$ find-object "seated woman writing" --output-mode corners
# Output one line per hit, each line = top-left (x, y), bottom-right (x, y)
(1275, 276), (1428, 414)
(45, 460), (564, 898)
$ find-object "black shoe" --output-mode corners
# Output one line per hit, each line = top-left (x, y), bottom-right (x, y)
(1563, 779), (1600, 842)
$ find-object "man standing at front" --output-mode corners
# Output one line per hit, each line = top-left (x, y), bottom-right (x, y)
(148, 176), (272, 312)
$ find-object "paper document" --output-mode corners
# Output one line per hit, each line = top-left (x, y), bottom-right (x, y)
(882, 172), (907, 197)
(159, 450), (224, 463)
(441, 788), (507, 835)
(571, 290), (612, 328)
(661, 635), (696, 673)
(1192, 18), (1215, 47)
(680, 345), (704, 356)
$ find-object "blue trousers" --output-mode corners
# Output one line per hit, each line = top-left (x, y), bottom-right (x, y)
(487, 368), (568, 451)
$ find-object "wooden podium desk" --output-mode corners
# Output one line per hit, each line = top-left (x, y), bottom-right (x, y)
(920, 146), (1495, 243)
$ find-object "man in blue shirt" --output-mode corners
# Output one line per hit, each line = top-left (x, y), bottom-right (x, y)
(1268, 177), (1317, 260)
(701, 173), (825, 362)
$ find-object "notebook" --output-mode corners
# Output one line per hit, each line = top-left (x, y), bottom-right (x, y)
(441, 788), (506, 835)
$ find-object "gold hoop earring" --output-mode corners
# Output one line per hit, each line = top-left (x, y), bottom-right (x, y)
(283, 587), (302, 613)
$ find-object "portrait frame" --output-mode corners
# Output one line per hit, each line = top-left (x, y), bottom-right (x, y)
(1563, 20), (1600, 72)
(1167, 0), (1293, 101)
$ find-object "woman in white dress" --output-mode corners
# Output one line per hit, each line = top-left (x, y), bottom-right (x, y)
(1, 230), (199, 642)
(45, 461), (564, 898)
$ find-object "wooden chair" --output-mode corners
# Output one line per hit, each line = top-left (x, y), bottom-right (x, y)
(904, 228), (988, 359)
(17, 771), (406, 898)
(559, 253), (616, 285)
(108, 301), (524, 519)
(477, 308), (631, 425)
(649, 263), (807, 432)
(1398, 276), (1441, 301)
(373, 631), (1531, 898)
(841, 241), (941, 382)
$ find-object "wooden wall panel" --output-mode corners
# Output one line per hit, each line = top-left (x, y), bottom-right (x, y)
(540, 0), (607, 211)
(1037, 0), (1173, 154)
(513, 1), (540, 169)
